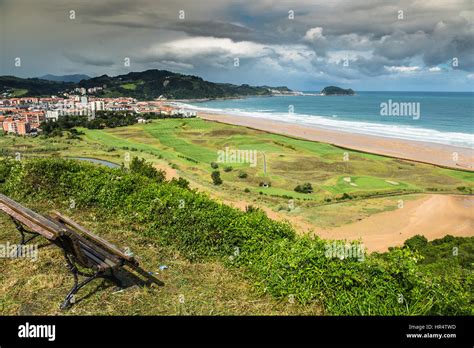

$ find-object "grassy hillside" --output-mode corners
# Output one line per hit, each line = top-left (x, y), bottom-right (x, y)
(0, 118), (472, 231)
(0, 158), (472, 315)
(0, 200), (317, 315)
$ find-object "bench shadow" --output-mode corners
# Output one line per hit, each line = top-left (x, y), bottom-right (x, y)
(72, 267), (164, 307)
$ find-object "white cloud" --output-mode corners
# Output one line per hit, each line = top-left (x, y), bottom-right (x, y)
(303, 27), (325, 42)
(142, 36), (317, 73)
(385, 66), (421, 73)
(428, 66), (442, 72)
(145, 36), (272, 60)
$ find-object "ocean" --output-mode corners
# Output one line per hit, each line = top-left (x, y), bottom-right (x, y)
(182, 92), (474, 149)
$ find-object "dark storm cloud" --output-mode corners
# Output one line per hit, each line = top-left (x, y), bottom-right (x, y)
(1, 0), (473, 90)
(64, 52), (116, 67)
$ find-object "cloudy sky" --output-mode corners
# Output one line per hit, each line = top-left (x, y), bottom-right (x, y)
(0, 0), (473, 91)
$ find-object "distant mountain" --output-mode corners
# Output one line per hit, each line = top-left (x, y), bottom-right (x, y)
(39, 74), (91, 83)
(0, 76), (74, 97)
(78, 69), (291, 100)
(321, 86), (355, 96)
(0, 69), (293, 99)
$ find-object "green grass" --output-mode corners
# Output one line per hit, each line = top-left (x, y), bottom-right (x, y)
(0, 203), (319, 315)
(120, 83), (138, 90)
(0, 118), (472, 230)
(9, 88), (28, 97)
(1, 158), (471, 315)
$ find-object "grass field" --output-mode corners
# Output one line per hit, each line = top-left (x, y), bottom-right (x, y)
(0, 120), (473, 315)
(0, 118), (473, 230)
(0, 201), (319, 315)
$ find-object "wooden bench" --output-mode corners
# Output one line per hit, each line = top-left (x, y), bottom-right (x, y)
(0, 194), (163, 309)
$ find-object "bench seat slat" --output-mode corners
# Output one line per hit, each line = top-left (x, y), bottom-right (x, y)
(0, 195), (64, 236)
(80, 247), (113, 270)
(0, 202), (60, 240)
(77, 240), (119, 268)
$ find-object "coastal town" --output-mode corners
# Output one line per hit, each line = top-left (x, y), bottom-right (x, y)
(0, 92), (197, 135)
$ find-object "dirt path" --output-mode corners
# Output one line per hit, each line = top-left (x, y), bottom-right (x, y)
(153, 163), (178, 180)
(315, 194), (474, 252)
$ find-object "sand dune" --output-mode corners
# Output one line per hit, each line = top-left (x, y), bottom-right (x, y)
(315, 194), (474, 252)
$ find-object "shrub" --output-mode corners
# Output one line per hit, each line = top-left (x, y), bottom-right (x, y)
(170, 177), (190, 189)
(210, 162), (219, 169)
(128, 157), (165, 183)
(223, 166), (233, 172)
(211, 171), (222, 185)
(404, 235), (428, 251)
(238, 171), (248, 179)
(294, 182), (313, 193)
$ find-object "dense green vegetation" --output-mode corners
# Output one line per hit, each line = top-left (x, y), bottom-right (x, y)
(79, 70), (289, 100)
(0, 157), (471, 315)
(0, 76), (74, 97)
(211, 170), (223, 185)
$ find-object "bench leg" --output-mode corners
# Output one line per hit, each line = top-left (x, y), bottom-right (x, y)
(60, 248), (101, 309)
(61, 271), (100, 310)
(10, 217), (41, 256)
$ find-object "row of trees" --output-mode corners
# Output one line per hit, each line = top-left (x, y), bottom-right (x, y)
(40, 112), (138, 136)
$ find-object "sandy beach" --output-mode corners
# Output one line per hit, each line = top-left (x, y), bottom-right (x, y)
(316, 194), (474, 252)
(198, 112), (474, 171)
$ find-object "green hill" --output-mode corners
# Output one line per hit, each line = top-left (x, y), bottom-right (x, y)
(321, 86), (355, 96)
(79, 70), (283, 100)
(1, 70), (292, 100)
(0, 76), (74, 97)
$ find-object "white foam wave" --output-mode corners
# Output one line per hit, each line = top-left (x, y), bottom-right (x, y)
(175, 103), (474, 149)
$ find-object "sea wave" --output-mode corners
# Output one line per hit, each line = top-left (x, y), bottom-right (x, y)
(175, 103), (474, 149)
